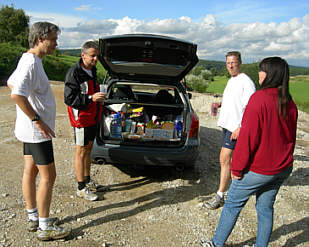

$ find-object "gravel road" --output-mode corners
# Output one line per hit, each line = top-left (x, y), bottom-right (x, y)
(0, 83), (308, 247)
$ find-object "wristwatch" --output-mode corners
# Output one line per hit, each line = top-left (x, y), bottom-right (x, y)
(32, 114), (40, 122)
(88, 95), (93, 101)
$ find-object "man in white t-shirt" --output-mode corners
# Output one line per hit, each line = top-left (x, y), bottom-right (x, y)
(7, 22), (70, 240)
(203, 51), (256, 209)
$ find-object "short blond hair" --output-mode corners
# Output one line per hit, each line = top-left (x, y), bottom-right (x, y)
(226, 51), (242, 63)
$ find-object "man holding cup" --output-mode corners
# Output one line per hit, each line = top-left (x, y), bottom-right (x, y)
(64, 41), (108, 201)
(100, 84), (107, 93)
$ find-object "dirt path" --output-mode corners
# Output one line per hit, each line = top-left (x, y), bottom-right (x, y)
(0, 83), (308, 247)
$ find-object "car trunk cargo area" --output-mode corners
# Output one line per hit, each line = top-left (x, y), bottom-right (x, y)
(97, 103), (186, 147)
(97, 84), (188, 147)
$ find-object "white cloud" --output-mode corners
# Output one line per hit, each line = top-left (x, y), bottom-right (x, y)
(110, 17), (144, 35)
(27, 11), (84, 28)
(75, 5), (91, 12)
(26, 10), (309, 66)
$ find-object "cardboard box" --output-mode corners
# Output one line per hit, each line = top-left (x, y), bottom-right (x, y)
(153, 129), (173, 140)
(145, 128), (154, 137)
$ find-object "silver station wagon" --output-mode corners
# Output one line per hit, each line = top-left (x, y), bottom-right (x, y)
(91, 34), (200, 170)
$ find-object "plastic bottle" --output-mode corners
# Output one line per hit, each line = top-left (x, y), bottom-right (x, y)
(120, 111), (125, 131)
(110, 112), (122, 138)
(174, 115), (183, 138)
(211, 94), (220, 116)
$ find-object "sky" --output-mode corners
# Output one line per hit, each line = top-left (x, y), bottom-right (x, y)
(2, 0), (309, 67)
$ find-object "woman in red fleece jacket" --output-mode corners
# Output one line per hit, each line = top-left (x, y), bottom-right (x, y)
(201, 57), (298, 247)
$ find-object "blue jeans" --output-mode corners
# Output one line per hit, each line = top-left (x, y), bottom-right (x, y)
(212, 166), (293, 247)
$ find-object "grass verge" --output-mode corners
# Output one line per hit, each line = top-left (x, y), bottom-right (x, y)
(207, 75), (309, 114)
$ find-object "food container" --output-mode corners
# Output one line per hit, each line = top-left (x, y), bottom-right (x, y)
(144, 128), (154, 137)
(124, 119), (132, 132)
(153, 129), (173, 140)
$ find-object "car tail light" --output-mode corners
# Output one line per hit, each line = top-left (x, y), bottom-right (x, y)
(189, 113), (199, 138)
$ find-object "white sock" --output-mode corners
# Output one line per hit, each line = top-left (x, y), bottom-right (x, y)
(27, 208), (38, 221)
(216, 191), (224, 198)
(39, 217), (50, 230)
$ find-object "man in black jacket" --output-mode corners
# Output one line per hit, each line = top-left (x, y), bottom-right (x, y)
(64, 41), (107, 201)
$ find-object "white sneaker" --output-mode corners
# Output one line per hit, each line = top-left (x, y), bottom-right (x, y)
(86, 179), (109, 192)
(37, 222), (70, 241)
(76, 187), (98, 201)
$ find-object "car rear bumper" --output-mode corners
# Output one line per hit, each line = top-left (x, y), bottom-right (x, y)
(90, 138), (199, 167)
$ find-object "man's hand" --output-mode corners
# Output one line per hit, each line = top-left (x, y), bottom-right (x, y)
(10, 94), (55, 139)
(91, 92), (106, 102)
(34, 119), (55, 139)
(230, 127), (240, 140)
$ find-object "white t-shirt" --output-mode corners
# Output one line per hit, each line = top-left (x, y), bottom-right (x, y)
(7, 53), (56, 143)
(217, 73), (256, 132)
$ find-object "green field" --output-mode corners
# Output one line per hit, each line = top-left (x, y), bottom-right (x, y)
(207, 75), (309, 113)
(206, 76), (228, 94)
(290, 76), (309, 113)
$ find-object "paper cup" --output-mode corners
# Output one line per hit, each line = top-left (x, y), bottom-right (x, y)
(100, 84), (107, 92)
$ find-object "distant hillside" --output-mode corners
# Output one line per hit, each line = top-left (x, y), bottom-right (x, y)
(198, 59), (309, 76)
(59, 49), (81, 57)
(58, 49), (309, 76)
(197, 59), (226, 73)
(289, 65), (309, 76)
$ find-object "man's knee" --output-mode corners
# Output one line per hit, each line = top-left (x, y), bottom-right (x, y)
(76, 144), (91, 157)
(219, 148), (233, 166)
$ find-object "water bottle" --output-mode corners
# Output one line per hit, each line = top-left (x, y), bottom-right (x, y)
(110, 112), (122, 138)
(174, 115), (183, 138)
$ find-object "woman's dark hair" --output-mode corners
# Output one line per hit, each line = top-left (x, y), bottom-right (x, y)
(259, 57), (291, 118)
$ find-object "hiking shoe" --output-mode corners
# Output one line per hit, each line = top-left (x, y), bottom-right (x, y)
(76, 187), (98, 201)
(28, 219), (39, 232)
(27, 217), (60, 232)
(200, 239), (216, 247)
(86, 179), (109, 192)
(37, 223), (70, 241)
(203, 194), (224, 210)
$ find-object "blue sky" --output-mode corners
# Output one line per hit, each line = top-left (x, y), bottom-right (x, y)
(1, 0), (309, 66)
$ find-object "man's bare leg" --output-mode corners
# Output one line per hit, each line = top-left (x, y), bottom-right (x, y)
(74, 143), (98, 201)
(36, 163), (56, 218)
(22, 155), (39, 210)
(218, 147), (233, 193)
(84, 141), (93, 177)
(74, 143), (92, 182)
(204, 147), (233, 209)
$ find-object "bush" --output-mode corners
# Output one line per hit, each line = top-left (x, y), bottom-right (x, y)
(0, 5), (29, 48)
(0, 42), (26, 79)
(185, 74), (209, 93)
(241, 63), (259, 88)
(43, 55), (74, 81)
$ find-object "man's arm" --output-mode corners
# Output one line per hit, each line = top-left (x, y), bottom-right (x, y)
(230, 127), (240, 140)
(231, 77), (256, 141)
(64, 68), (91, 109)
(7, 82), (13, 91)
(64, 70), (105, 108)
(10, 94), (55, 139)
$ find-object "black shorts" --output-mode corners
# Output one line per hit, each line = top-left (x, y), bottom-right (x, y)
(74, 125), (97, 146)
(23, 140), (54, 165)
(221, 128), (237, 150)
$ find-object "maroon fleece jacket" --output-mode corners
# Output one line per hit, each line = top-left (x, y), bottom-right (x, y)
(231, 88), (298, 177)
